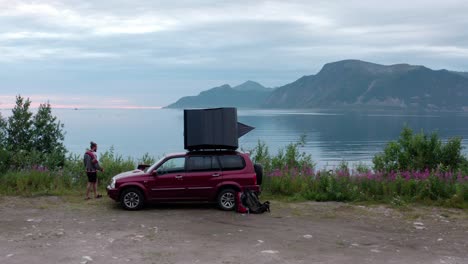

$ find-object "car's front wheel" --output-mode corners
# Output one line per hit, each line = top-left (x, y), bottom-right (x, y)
(120, 188), (144, 210)
(217, 188), (236, 211)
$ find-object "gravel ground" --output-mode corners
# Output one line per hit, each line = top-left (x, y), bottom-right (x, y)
(0, 196), (467, 264)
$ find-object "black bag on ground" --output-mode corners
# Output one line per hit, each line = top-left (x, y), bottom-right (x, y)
(241, 189), (270, 214)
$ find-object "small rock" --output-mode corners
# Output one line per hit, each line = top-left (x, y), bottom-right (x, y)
(351, 243), (360, 247)
(82, 256), (93, 261)
(370, 249), (381, 253)
(261, 250), (278, 254)
(140, 224), (145, 228)
(6, 254), (14, 258)
(437, 238), (443, 242)
(303, 234), (313, 239)
(414, 226), (426, 230)
(238, 229), (243, 232)
(108, 238), (115, 243)
(25, 233), (33, 237)
(413, 222), (424, 226)
(135, 235), (144, 238)
(257, 240), (264, 243)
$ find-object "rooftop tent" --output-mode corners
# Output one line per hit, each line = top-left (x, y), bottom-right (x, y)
(184, 108), (254, 151)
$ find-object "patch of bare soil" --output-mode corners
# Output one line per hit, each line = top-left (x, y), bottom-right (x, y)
(0, 196), (467, 264)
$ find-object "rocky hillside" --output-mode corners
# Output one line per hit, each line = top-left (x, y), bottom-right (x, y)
(166, 81), (271, 108)
(264, 60), (468, 110)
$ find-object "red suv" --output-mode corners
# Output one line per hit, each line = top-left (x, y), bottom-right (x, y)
(107, 151), (262, 210)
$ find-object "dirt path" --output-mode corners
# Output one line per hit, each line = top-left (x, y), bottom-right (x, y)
(0, 196), (467, 264)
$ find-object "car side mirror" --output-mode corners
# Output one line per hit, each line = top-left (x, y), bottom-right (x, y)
(152, 170), (158, 176)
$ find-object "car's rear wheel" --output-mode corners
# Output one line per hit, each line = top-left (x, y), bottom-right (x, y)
(120, 188), (144, 210)
(217, 188), (236, 211)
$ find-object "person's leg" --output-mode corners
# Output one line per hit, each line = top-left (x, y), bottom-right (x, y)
(86, 182), (91, 199)
(94, 178), (102, 198)
(93, 182), (97, 198)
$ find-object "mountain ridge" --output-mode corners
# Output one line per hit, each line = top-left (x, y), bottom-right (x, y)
(166, 60), (468, 111)
(166, 81), (271, 109)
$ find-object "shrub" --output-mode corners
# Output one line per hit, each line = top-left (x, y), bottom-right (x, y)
(250, 135), (315, 175)
(373, 126), (467, 172)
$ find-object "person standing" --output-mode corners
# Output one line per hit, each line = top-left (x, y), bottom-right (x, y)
(83, 141), (104, 200)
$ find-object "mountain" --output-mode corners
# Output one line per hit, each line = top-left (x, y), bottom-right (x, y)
(264, 60), (468, 111)
(233, 80), (270, 92)
(167, 60), (468, 111)
(165, 81), (272, 108)
(452, 71), (468, 79)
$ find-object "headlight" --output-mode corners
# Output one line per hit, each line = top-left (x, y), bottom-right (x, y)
(109, 178), (116, 189)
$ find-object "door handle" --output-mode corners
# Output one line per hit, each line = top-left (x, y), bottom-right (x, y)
(175, 175), (183, 179)
(212, 173), (220, 177)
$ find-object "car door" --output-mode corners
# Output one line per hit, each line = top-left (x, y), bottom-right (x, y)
(147, 156), (186, 200)
(184, 155), (222, 200)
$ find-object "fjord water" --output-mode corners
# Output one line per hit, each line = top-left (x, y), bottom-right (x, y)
(2, 108), (468, 169)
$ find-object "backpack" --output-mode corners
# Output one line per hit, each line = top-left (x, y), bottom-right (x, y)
(241, 189), (270, 214)
(236, 192), (248, 213)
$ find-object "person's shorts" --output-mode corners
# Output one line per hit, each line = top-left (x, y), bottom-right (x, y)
(87, 172), (97, 183)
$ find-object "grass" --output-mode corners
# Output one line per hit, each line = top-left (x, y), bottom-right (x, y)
(1, 141), (467, 209)
(261, 168), (468, 209)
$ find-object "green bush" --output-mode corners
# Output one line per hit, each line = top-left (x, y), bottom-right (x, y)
(250, 136), (315, 175)
(373, 126), (467, 172)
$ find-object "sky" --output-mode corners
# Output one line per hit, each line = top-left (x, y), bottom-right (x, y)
(1, 0), (468, 108)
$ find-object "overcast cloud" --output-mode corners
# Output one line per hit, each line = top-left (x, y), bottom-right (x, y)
(1, 0), (468, 108)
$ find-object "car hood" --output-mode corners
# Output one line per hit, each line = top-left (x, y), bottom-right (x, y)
(113, 169), (147, 180)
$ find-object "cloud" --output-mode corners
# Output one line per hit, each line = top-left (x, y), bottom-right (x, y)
(0, 0), (468, 106)
(0, 93), (162, 109)
(1, 2), (178, 36)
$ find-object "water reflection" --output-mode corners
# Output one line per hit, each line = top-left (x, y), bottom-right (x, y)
(238, 109), (468, 168)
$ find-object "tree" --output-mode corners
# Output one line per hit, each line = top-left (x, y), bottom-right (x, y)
(32, 102), (67, 166)
(0, 113), (6, 149)
(6, 95), (34, 152)
(0, 114), (8, 172)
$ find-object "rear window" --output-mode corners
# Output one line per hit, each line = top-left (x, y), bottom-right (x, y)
(219, 155), (245, 170)
(186, 156), (220, 172)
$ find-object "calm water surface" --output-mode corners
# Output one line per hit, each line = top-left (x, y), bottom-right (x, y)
(2, 108), (468, 169)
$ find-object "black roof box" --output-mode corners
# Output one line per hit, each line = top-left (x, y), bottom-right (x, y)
(184, 107), (254, 151)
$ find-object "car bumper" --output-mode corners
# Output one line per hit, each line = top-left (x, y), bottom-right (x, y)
(106, 186), (119, 201)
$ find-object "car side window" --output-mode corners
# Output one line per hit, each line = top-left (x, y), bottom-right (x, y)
(219, 155), (245, 170)
(156, 157), (185, 174)
(186, 156), (220, 172)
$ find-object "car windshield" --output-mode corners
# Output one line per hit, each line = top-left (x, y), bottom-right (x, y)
(145, 157), (166, 173)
